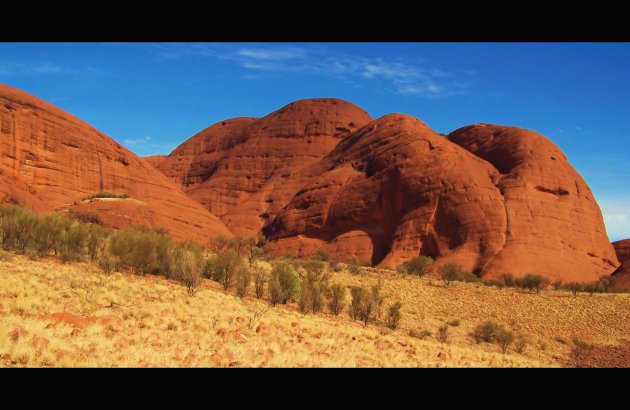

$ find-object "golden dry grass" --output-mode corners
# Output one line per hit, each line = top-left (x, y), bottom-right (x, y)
(0, 251), (628, 367)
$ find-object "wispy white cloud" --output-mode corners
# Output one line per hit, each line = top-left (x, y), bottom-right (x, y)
(238, 47), (307, 61)
(147, 43), (470, 98)
(32, 63), (64, 74)
(0, 61), (66, 76)
(123, 136), (151, 146)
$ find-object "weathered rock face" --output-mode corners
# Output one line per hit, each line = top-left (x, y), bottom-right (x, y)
(154, 99), (373, 236)
(265, 114), (510, 271)
(449, 124), (618, 281)
(0, 83), (231, 244)
(612, 239), (630, 289)
(143, 155), (166, 169)
(264, 117), (618, 281)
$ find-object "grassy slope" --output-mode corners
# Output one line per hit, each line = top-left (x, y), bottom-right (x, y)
(1, 251), (628, 367)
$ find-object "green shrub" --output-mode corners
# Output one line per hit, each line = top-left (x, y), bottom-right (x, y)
(439, 262), (464, 287)
(386, 301), (403, 330)
(298, 260), (328, 314)
(371, 282), (385, 319)
(327, 283), (346, 315)
(107, 226), (173, 275)
(60, 224), (89, 262)
(598, 275), (616, 293)
(83, 192), (129, 200)
(98, 254), (120, 275)
(495, 327), (515, 354)
(564, 282), (583, 298)
(86, 224), (109, 262)
(398, 255), (433, 276)
(552, 280), (563, 291)
(253, 269), (266, 299)
(437, 325), (449, 343)
(208, 249), (246, 291)
(235, 266), (251, 298)
(409, 329), (432, 339)
(514, 334), (528, 354)
(171, 242), (205, 296)
(515, 274), (549, 293)
(312, 248), (332, 262)
(349, 286), (372, 325)
(500, 273), (515, 287)
(472, 321), (503, 344)
(268, 262), (300, 305)
(348, 264), (362, 275)
(482, 279), (505, 289)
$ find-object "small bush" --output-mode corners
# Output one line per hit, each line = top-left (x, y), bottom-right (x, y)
(564, 282), (583, 298)
(254, 269), (266, 299)
(552, 280), (563, 291)
(349, 286), (375, 325)
(98, 254), (120, 275)
(398, 255), (433, 277)
(570, 338), (594, 368)
(328, 283), (346, 315)
(437, 325), (449, 343)
(500, 273), (515, 287)
(60, 224), (89, 262)
(347, 264), (362, 275)
(515, 274), (549, 293)
(269, 262), (300, 305)
(386, 301), (403, 330)
(439, 262), (464, 287)
(235, 266), (251, 298)
(514, 334), (528, 354)
(472, 321), (503, 344)
(459, 271), (480, 283)
(409, 329), (432, 339)
(482, 279), (505, 289)
(332, 262), (344, 272)
(171, 242), (204, 296)
(83, 192), (129, 200)
(447, 319), (460, 327)
(598, 275), (616, 293)
(312, 248), (332, 262)
(495, 328), (515, 354)
(298, 275), (325, 314)
(208, 249), (246, 291)
(107, 226), (172, 276)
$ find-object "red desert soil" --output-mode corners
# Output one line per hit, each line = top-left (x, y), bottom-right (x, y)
(612, 239), (630, 289)
(586, 339), (630, 368)
(0, 83), (230, 244)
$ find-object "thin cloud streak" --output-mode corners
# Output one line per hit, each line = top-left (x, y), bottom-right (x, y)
(148, 44), (470, 98)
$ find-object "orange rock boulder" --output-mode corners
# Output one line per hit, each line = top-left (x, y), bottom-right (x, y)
(265, 117), (618, 281)
(449, 124), (618, 281)
(612, 239), (630, 289)
(0, 83), (230, 244)
(154, 99), (373, 236)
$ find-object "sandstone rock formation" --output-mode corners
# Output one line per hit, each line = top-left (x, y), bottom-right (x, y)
(153, 98), (618, 282)
(449, 124), (618, 281)
(143, 155), (166, 168)
(265, 118), (617, 281)
(612, 239), (630, 289)
(0, 83), (231, 244)
(153, 99), (373, 236)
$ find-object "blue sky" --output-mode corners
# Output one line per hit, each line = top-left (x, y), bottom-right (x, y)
(1, 42), (628, 241)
